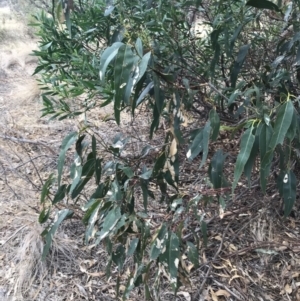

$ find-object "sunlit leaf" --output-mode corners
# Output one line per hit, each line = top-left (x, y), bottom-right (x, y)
(96, 207), (122, 243)
(168, 232), (180, 291)
(150, 223), (168, 260)
(99, 42), (124, 83)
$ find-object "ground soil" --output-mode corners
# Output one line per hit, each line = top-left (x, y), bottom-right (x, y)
(1, 4), (300, 301)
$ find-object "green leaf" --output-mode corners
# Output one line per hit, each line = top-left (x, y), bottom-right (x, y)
(140, 179), (148, 212)
(150, 223), (168, 260)
(58, 132), (78, 187)
(96, 207), (121, 243)
(281, 171), (297, 217)
(85, 200), (101, 244)
(201, 221), (208, 247)
(70, 160), (82, 195)
(135, 81), (153, 107)
(39, 207), (50, 224)
(42, 209), (73, 260)
(135, 37), (143, 57)
(233, 125), (255, 191)
(52, 184), (67, 204)
(208, 149), (227, 189)
(150, 73), (164, 138)
(168, 232), (180, 291)
(186, 242), (199, 269)
(135, 52), (151, 85)
(259, 124), (273, 192)
(230, 44), (250, 87)
(104, 5), (115, 16)
(71, 154), (95, 199)
(114, 45), (137, 124)
(200, 121), (211, 168)
(244, 134), (259, 187)
(118, 165), (134, 179)
(268, 100), (294, 149)
(127, 238), (139, 257)
(123, 264), (145, 300)
(209, 109), (220, 141)
(41, 173), (54, 203)
(95, 158), (102, 185)
(187, 128), (203, 161)
(99, 42), (124, 83)
(246, 0), (280, 11)
(112, 244), (126, 270)
(75, 135), (86, 158)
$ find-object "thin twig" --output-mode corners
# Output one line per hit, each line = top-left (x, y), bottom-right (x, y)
(1, 225), (28, 246)
(0, 134), (57, 154)
(212, 279), (245, 301)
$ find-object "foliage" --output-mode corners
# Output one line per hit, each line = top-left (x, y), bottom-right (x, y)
(33, 0), (300, 298)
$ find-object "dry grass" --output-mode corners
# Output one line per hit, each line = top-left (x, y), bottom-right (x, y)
(0, 5), (83, 300)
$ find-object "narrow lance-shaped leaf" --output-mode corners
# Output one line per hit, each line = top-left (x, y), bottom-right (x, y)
(259, 123), (273, 192)
(71, 154), (95, 199)
(96, 207), (121, 243)
(268, 100), (294, 150)
(112, 244), (126, 271)
(230, 44), (250, 87)
(52, 184), (67, 204)
(186, 242), (199, 269)
(209, 109), (220, 141)
(209, 149), (227, 189)
(127, 238), (139, 257)
(99, 42), (124, 82)
(114, 45), (137, 124)
(135, 81), (154, 106)
(41, 173), (54, 203)
(85, 200), (101, 244)
(123, 264), (145, 300)
(280, 171), (297, 217)
(39, 207), (51, 224)
(233, 124), (255, 191)
(167, 232), (180, 292)
(187, 129), (203, 161)
(135, 52), (151, 85)
(135, 37), (143, 57)
(150, 223), (168, 260)
(200, 120), (211, 168)
(57, 132), (78, 187)
(140, 179), (149, 212)
(172, 92), (184, 144)
(244, 133), (259, 187)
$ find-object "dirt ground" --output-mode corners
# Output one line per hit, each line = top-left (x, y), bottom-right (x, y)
(1, 4), (300, 301)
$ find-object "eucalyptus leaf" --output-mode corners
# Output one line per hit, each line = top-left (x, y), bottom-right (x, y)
(233, 125), (255, 191)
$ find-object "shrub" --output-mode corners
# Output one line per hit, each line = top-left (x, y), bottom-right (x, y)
(33, 0), (300, 298)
